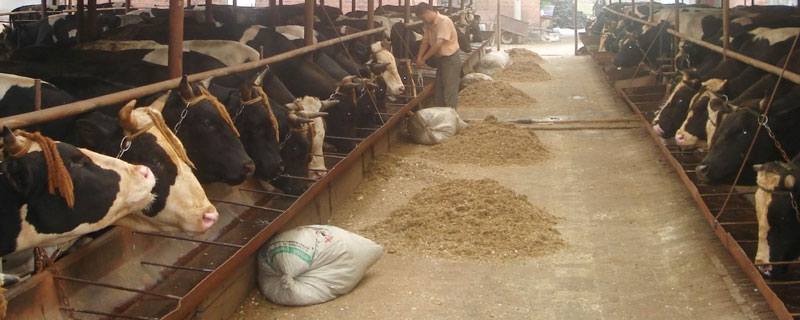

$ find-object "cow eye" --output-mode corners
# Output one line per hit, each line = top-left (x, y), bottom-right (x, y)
(742, 130), (749, 135)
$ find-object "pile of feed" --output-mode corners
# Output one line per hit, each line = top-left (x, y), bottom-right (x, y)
(458, 80), (536, 108)
(365, 153), (447, 182)
(494, 61), (552, 82)
(506, 48), (546, 65)
(423, 117), (549, 166)
(361, 178), (564, 261)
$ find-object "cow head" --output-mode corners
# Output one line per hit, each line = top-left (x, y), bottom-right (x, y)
(288, 96), (332, 179)
(674, 79), (727, 149)
(369, 41), (405, 96)
(653, 73), (700, 138)
(0, 128), (155, 255)
(753, 160), (800, 278)
(697, 96), (800, 185)
(76, 100), (219, 234)
(158, 76), (255, 185)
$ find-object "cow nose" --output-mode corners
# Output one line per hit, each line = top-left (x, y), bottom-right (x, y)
(136, 165), (152, 180)
(398, 85), (406, 94)
(653, 124), (665, 137)
(201, 208), (219, 231)
(243, 161), (256, 176)
(757, 264), (773, 277)
(675, 133), (685, 143)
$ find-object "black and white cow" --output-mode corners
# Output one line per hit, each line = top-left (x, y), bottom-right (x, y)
(0, 73), (77, 140)
(697, 89), (800, 184)
(753, 157), (800, 279)
(76, 98), (219, 233)
(0, 128), (156, 256)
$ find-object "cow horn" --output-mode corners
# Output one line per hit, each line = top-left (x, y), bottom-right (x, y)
(118, 100), (138, 132)
(178, 75), (195, 101)
(151, 91), (170, 112)
(253, 67), (269, 86)
(298, 111), (328, 118)
(288, 113), (315, 124)
(286, 101), (303, 111)
(320, 99), (340, 111)
(2, 127), (22, 157)
(199, 76), (214, 89)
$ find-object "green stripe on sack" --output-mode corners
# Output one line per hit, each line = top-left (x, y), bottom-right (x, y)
(267, 246), (314, 270)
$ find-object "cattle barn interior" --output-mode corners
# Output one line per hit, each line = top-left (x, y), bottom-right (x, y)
(2, 0), (800, 319)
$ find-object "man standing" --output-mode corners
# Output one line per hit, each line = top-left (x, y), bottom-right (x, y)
(415, 3), (462, 108)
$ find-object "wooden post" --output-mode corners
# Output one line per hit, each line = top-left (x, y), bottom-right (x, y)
(722, 0), (729, 61)
(496, 0), (500, 51)
(169, 0), (184, 79)
(320, 0), (325, 7)
(271, 0), (277, 7)
(352, 0), (356, 12)
(574, 0), (578, 55)
(379, 0), (383, 7)
(125, 0), (131, 13)
(339, 0), (342, 10)
(187, 0), (192, 6)
(305, 0), (315, 49)
(87, 0), (97, 41)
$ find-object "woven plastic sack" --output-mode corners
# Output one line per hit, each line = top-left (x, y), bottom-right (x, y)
(257, 225), (383, 306)
(406, 107), (469, 145)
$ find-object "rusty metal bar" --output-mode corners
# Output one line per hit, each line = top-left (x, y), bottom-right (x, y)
(313, 153), (347, 159)
(239, 187), (301, 198)
(132, 231), (244, 248)
(368, 0), (375, 36)
(77, 0), (85, 42)
(210, 198), (285, 214)
(54, 275), (182, 300)
(41, 0), (48, 18)
(61, 308), (158, 320)
(529, 126), (640, 131)
(767, 280), (800, 286)
(603, 7), (800, 85)
(755, 261), (800, 266)
(351, 0), (355, 13)
(718, 221), (757, 226)
(304, 0), (314, 49)
(206, 0), (214, 26)
(141, 261), (215, 273)
(168, 0), (184, 79)
(0, 5), (123, 17)
(34, 79), (42, 111)
(125, 0), (131, 13)
(496, 0), (501, 51)
(404, 0), (410, 23)
(325, 135), (365, 141)
(722, 0), (729, 61)
(702, 192), (755, 197)
(87, 0), (97, 40)
(0, 26), (387, 129)
(279, 174), (319, 182)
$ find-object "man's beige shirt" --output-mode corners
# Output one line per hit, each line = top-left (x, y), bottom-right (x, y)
(423, 13), (459, 57)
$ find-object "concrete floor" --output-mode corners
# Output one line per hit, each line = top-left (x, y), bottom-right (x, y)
(235, 38), (777, 320)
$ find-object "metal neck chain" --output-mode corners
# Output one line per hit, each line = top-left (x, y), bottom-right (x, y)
(117, 122), (155, 159)
(173, 103), (191, 134)
(757, 113), (792, 162)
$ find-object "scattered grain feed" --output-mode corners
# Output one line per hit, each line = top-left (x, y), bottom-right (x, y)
(365, 153), (447, 183)
(458, 81), (535, 108)
(506, 48), (546, 65)
(422, 117), (549, 166)
(361, 178), (564, 261)
(494, 61), (552, 82)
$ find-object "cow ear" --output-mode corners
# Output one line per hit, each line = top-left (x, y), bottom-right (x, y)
(786, 175), (796, 189)
(1, 156), (34, 196)
(368, 62), (390, 74)
(178, 75), (195, 101)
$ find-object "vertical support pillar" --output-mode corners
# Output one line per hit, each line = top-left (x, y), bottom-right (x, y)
(352, 0), (356, 13)
(404, 0), (410, 23)
(649, 0), (654, 22)
(574, 0), (578, 55)
(271, 0), (277, 7)
(673, 0), (680, 70)
(41, 0), (49, 19)
(169, 0), (184, 79)
(722, 0), (729, 61)
(125, 0), (131, 13)
(205, 0), (214, 24)
(187, 0), (192, 6)
(367, 0), (375, 29)
(77, 0), (85, 42)
(305, 0), (315, 49)
(496, 0), (500, 51)
(87, 0), (97, 41)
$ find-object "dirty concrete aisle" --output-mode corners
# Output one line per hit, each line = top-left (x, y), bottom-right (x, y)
(236, 39), (776, 320)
